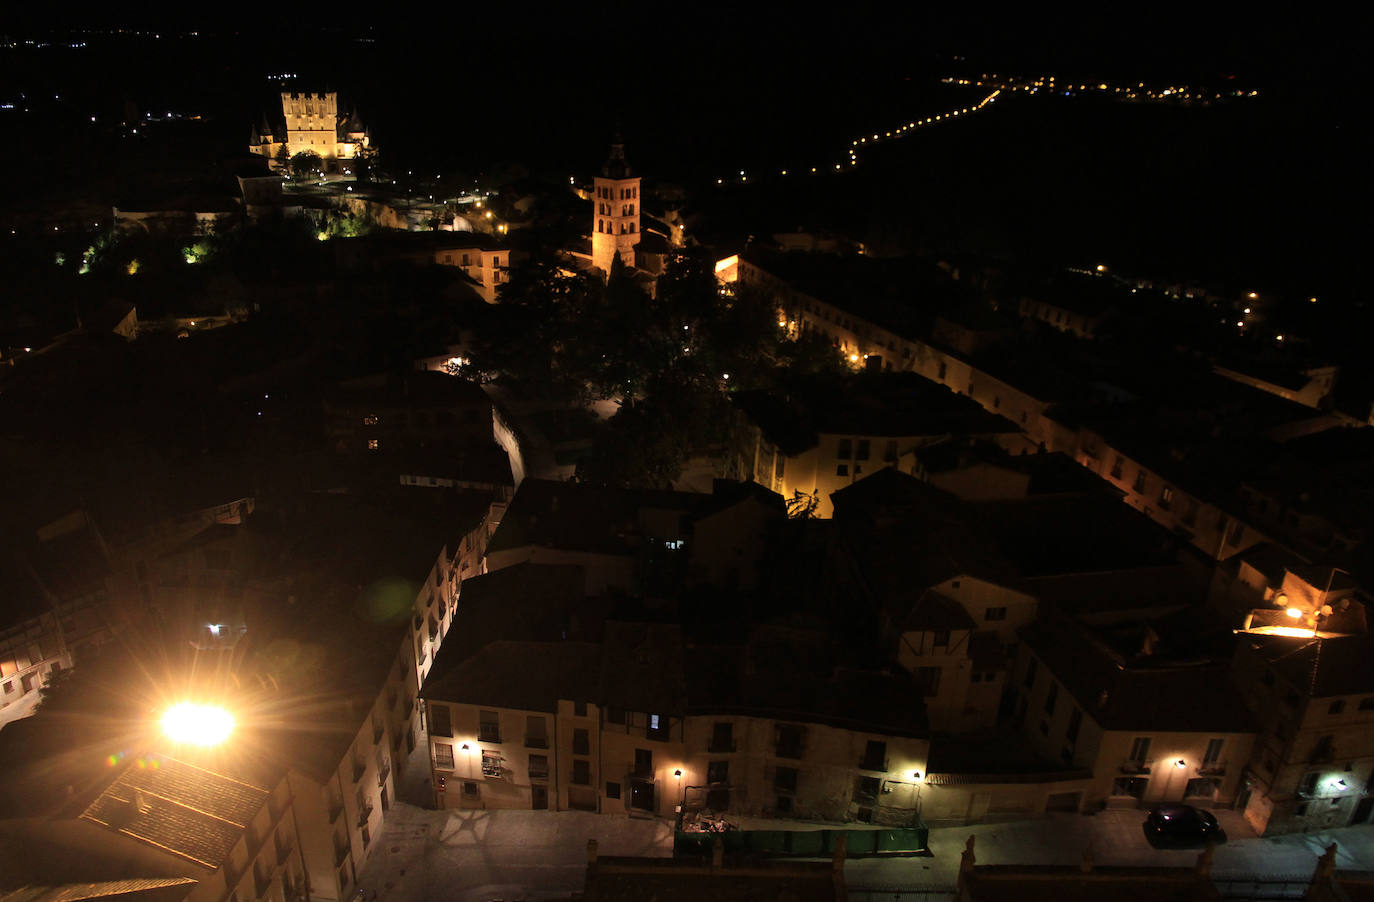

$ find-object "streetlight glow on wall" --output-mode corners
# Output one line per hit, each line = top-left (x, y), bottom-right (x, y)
(161, 702), (235, 746)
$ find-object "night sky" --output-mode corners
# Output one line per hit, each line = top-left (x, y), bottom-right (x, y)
(0, 11), (1363, 297)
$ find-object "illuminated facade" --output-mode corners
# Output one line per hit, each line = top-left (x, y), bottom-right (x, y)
(248, 91), (371, 163)
(591, 139), (641, 276)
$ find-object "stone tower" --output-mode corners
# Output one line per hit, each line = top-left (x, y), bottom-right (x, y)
(281, 91), (340, 157)
(591, 137), (641, 276)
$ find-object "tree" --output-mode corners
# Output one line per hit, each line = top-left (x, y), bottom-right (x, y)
(290, 151), (323, 182)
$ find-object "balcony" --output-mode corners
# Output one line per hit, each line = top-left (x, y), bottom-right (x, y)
(357, 802), (374, 827)
(1197, 760), (1227, 777)
(1120, 759), (1152, 775)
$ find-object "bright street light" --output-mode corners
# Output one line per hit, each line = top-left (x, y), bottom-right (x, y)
(161, 702), (235, 746)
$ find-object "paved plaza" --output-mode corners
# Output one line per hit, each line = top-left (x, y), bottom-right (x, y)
(358, 728), (1374, 901)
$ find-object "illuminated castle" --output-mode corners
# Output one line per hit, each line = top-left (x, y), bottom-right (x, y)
(249, 90), (371, 165)
(591, 138), (641, 275)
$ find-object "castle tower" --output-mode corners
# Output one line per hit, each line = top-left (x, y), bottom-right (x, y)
(281, 91), (340, 157)
(591, 138), (641, 276)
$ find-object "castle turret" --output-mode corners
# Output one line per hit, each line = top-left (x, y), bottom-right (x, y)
(591, 136), (642, 276)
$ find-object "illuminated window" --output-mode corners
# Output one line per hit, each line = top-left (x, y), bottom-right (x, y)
(1159, 486), (1173, 510)
(367, 439), (379, 450)
(434, 743), (454, 769)
(363, 415), (379, 425)
(481, 752), (501, 777)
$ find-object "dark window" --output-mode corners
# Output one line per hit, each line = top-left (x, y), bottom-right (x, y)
(915, 667), (941, 696)
(479, 710), (500, 743)
(572, 760), (591, 785)
(775, 794), (793, 814)
(647, 713), (669, 741)
(707, 761), (729, 784)
(855, 440), (870, 460)
(574, 700), (587, 717)
(855, 776), (881, 801)
(860, 740), (886, 771)
(1024, 657), (1038, 689)
(462, 781), (479, 799)
(711, 722), (734, 753)
(607, 706), (625, 724)
(606, 781), (621, 799)
(1299, 772), (1319, 795)
(836, 463), (849, 477)
(1129, 737), (1152, 764)
(528, 755), (549, 779)
(937, 361), (947, 380)
(1045, 682), (1058, 715)
(1133, 469), (1147, 493)
(633, 748), (653, 777)
(883, 440), (898, 462)
(933, 630), (950, 647)
(1360, 697), (1374, 711)
(775, 724), (804, 759)
(573, 728), (590, 756)
(774, 767), (798, 792)
(1110, 456), (1124, 479)
(837, 439), (852, 459)
(1066, 709), (1082, 743)
(1329, 700), (1346, 715)
(430, 703), (452, 738)
(1204, 738), (1224, 764)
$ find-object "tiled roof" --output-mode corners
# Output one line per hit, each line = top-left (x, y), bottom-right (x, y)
(0, 878), (198, 902)
(81, 756), (268, 869)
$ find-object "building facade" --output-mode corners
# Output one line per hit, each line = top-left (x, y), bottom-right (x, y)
(591, 140), (641, 275)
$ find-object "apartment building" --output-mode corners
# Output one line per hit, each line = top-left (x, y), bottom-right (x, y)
(1230, 632), (1374, 835)
(1012, 619), (1257, 813)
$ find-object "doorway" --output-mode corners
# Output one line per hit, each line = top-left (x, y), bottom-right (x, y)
(532, 786), (548, 810)
(630, 780), (655, 813)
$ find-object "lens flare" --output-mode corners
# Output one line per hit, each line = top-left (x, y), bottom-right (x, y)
(161, 703), (235, 746)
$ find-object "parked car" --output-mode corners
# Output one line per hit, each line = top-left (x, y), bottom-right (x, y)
(1143, 804), (1227, 848)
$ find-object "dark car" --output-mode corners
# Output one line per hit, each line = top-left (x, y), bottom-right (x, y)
(1143, 804), (1227, 848)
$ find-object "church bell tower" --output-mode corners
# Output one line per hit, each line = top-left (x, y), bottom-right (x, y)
(591, 137), (641, 276)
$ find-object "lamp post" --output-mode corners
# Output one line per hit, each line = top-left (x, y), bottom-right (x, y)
(674, 769), (683, 806)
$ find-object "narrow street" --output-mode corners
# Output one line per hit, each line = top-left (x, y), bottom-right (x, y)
(359, 726), (1374, 901)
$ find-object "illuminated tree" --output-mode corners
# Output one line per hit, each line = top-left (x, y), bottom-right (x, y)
(289, 151), (323, 181)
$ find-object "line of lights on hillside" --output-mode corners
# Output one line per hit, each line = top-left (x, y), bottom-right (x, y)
(944, 72), (1259, 104)
(716, 89), (1002, 186)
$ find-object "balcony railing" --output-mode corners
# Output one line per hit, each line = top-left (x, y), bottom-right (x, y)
(1197, 760), (1227, 776)
(1120, 759), (1152, 775)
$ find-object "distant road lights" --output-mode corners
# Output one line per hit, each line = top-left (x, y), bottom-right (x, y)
(1276, 335), (1285, 342)
(1247, 292), (1258, 299)
(1236, 322), (1244, 328)
(1243, 307), (1251, 314)
(161, 703), (235, 747)
(1310, 297), (1318, 304)
(1096, 264), (1107, 273)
